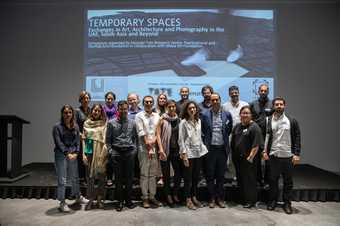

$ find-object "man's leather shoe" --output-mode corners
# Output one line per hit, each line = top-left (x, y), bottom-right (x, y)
(283, 202), (293, 214)
(116, 202), (124, 212)
(267, 201), (276, 211)
(126, 201), (137, 209)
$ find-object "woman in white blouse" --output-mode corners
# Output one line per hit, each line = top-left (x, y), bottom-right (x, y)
(178, 101), (208, 210)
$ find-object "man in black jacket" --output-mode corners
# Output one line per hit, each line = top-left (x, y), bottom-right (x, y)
(250, 84), (273, 187)
(262, 97), (301, 214)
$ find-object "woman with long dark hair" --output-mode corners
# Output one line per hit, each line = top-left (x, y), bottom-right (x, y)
(153, 93), (167, 116)
(53, 105), (87, 212)
(178, 101), (208, 210)
(153, 93), (168, 186)
(82, 104), (108, 210)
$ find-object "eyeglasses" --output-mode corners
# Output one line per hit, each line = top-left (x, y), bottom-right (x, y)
(144, 101), (153, 104)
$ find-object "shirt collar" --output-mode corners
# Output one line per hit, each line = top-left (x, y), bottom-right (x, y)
(231, 101), (240, 108)
(144, 110), (155, 117)
(273, 112), (285, 121)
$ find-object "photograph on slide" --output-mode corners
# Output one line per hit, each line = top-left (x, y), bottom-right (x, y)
(84, 9), (275, 102)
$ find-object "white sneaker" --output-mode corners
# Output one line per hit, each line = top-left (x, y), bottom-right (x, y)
(58, 202), (71, 212)
(75, 195), (89, 204)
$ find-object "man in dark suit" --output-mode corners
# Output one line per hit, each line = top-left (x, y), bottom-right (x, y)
(201, 93), (233, 208)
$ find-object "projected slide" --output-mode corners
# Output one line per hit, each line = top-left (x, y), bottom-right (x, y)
(84, 9), (275, 103)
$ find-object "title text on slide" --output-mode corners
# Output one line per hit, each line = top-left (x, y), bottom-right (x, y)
(89, 17), (181, 28)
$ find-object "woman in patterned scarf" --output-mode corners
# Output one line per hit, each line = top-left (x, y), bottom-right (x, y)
(82, 104), (108, 210)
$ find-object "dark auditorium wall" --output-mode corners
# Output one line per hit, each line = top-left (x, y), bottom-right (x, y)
(0, 1), (339, 172)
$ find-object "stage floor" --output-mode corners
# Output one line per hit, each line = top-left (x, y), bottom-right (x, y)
(1, 199), (340, 226)
(1, 163), (340, 202)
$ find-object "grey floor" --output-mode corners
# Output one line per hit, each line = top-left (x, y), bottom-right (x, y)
(0, 199), (340, 226)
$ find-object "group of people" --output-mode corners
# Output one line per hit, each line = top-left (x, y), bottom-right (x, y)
(52, 84), (301, 215)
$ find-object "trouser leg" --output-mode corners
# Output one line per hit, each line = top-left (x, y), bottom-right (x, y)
(170, 154), (182, 196)
(68, 157), (80, 198)
(216, 150), (227, 200)
(148, 156), (159, 199)
(268, 156), (281, 202)
(282, 157), (293, 203)
(55, 151), (67, 202)
(206, 150), (217, 201)
(138, 151), (149, 200)
(240, 158), (257, 204)
(161, 159), (171, 197)
(124, 152), (136, 203)
(183, 159), (193, 199)
(113, 155), (123, 202)
(191, 158), (202, 197)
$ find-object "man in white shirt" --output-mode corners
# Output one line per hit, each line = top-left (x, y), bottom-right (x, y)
(263, 97), (301, 214)
(222, 86), (248, 181)
(223, 86), (248, 125)
(135, 95), (166, 208)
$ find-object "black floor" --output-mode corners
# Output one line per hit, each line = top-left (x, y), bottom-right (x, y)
(1, 163), (340, 202)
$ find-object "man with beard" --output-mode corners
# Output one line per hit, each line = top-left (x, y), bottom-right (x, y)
(249, 84), (273, 187)
(263, 97), (301, 214)
(201, 93), (233, 208)
(223, 86), (248, 182)
(176, 87), (190, 116)
(106, 100), (138, 211)
(135, 96), (166, 208)
(198, 85), (214, 116)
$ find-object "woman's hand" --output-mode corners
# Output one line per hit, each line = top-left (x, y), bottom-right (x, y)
(82, 155), (88, 165)
(67, 153), (77, 160)
(180, 153), (189, 167)
(159, 151), (167, 161)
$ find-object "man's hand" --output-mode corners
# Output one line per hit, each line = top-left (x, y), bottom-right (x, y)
(292, 155), (300, 165)
(262, 151), (269, 161)
(246, 155), (254, 163)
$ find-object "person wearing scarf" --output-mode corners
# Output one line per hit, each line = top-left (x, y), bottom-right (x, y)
(103, 91), (118, 121)
(82, 104), (108, 210)
(157, 100), (182, 207)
